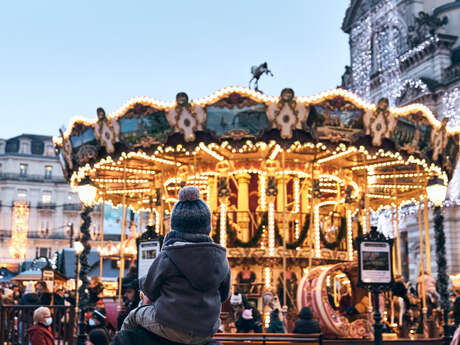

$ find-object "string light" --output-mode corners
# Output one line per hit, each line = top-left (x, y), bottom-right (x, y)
(269, 145), (281, 161)
(199, 142), (224, 161)
(220, 203), (227, 247)
(264, 267), (272, 289)
(347, 209), (353, 261)
(294, 178), (300, 213)
(260, 174), (266, 211)
(314, 206), (321, 258)
(268, 202), (275, 257)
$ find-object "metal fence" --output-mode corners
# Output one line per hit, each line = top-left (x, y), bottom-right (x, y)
(0, 305), (76, 345)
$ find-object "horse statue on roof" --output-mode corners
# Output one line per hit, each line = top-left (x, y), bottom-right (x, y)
(249, 62), (273, 92)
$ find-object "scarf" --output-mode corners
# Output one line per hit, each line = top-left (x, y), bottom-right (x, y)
(163, 230), (212, 248)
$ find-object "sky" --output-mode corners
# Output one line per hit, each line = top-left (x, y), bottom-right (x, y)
(0, 1), (350, 139)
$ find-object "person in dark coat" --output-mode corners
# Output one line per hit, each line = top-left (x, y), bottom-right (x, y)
(293, 306), (321, 334)
(19, 282), (39, 305)
(111, 326), (222, 345)
(121, 186), (231, 344)
(117, 279), (140, 330)
(267, 309), (284, 333)
(36, 282), (52, 305)
(88, 328), (110, 345)
(235, 309), (258, 333)
(89, 277), (104, 305)
(28, 306), (55, 345)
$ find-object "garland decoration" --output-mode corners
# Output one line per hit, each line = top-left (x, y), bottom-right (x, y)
(213, 212), (266, 247)
(274, 214), (310, 249)
(320, 216), (346, 250)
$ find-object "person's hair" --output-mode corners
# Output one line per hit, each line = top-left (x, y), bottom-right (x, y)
(88, 328), (109, 345)
(33, 307), (50, 324)
(36, 281), (48, 292)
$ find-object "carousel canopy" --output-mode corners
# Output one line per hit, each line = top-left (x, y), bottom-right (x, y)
(54, 87), (460, 213)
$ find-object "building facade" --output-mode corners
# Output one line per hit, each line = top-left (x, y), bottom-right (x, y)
(0, 134), (104, 270)
(342, 0), (460, 281)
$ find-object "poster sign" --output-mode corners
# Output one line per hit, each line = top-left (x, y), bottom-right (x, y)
(358, 240), (393, 286)
(138, 240), (161, 279)
(42, 269), (55, 292)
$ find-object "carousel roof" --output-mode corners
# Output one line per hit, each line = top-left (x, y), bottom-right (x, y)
(54, 87), (460, 211)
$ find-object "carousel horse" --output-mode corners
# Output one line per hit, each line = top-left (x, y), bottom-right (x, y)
(249, 62), (273, 92)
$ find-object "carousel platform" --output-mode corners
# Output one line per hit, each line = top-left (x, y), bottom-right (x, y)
(214, 333), (443, 345)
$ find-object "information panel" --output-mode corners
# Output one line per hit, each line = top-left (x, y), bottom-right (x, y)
(138, 240), (161, 279)
(359, 241), (392, 285)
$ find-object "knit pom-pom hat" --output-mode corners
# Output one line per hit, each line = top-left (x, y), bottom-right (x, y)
(170, 186), (211, 234)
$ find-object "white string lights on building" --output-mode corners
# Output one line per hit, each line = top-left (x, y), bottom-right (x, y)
(441, 88), (460, 127)
(350, 0), (402, 105)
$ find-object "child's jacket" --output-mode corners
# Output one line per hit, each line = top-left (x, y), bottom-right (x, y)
(141, 242), (231, 337)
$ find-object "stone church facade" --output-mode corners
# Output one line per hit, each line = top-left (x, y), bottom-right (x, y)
(341, 0), (460, 282)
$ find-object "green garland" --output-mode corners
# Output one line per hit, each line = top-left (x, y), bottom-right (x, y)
(274, 214), (310, 249)
(320, 216), (346, 250)
(213, 212), (266, 247)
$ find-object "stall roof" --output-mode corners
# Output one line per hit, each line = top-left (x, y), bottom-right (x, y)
(88, 259), (129, 281)
(12, 268), (67, 281)
(58, 248), (99, 279)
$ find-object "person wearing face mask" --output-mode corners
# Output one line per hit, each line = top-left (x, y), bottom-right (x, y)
(27, 307), (55, 345)
(86, 310), (110, 339)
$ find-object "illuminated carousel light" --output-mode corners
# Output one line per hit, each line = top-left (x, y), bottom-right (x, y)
(269, 145), (281, 160)
(259, 174), (267, 212)
(314, 206), (320, 258)
(220, 203), (227, 247)
(264, 267), (272, 289)
(268, 202), (275, 257)
(347, 210), (353, 261)
(199, 142), (224, 161)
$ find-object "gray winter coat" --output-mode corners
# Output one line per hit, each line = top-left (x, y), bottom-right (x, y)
(141, 242), (231, 337)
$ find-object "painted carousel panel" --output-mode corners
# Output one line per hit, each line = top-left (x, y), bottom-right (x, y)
(119, 109), (171, 146)
(205, 103), (270, 138)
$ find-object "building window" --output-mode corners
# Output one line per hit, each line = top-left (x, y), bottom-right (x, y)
(17, 189), (27, 201)
(42, 191), (52, 204)
(19, 163), (28, 177)
(35, 247), (51, 258)
(44, 166), (52, 180)
(20, 141), (30, 154)
(45, 144), (54, 156)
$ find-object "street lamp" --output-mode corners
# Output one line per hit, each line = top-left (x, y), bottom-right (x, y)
(76, 176), (98, 207)
(426, 177), (447, 208)
(75, 176), (96, 345)
(426, 177), (450, 345)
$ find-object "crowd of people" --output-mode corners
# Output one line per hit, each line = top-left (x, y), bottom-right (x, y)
(1, 186), (460, 345)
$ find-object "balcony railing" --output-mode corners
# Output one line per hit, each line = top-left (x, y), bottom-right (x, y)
(63, 203), (81, 211)
(0, 172), (66, 184)
(37, 202), (56, 210)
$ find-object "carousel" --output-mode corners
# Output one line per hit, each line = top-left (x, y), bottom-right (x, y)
(54, 86), (459, 337)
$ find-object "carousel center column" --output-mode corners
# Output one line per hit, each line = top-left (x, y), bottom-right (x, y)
(236, 172), (251, 242)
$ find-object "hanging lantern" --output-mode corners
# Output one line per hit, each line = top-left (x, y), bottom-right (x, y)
(426, 177), (447, 207)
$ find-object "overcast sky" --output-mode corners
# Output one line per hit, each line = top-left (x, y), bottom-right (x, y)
(0, 1), (350, 139)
